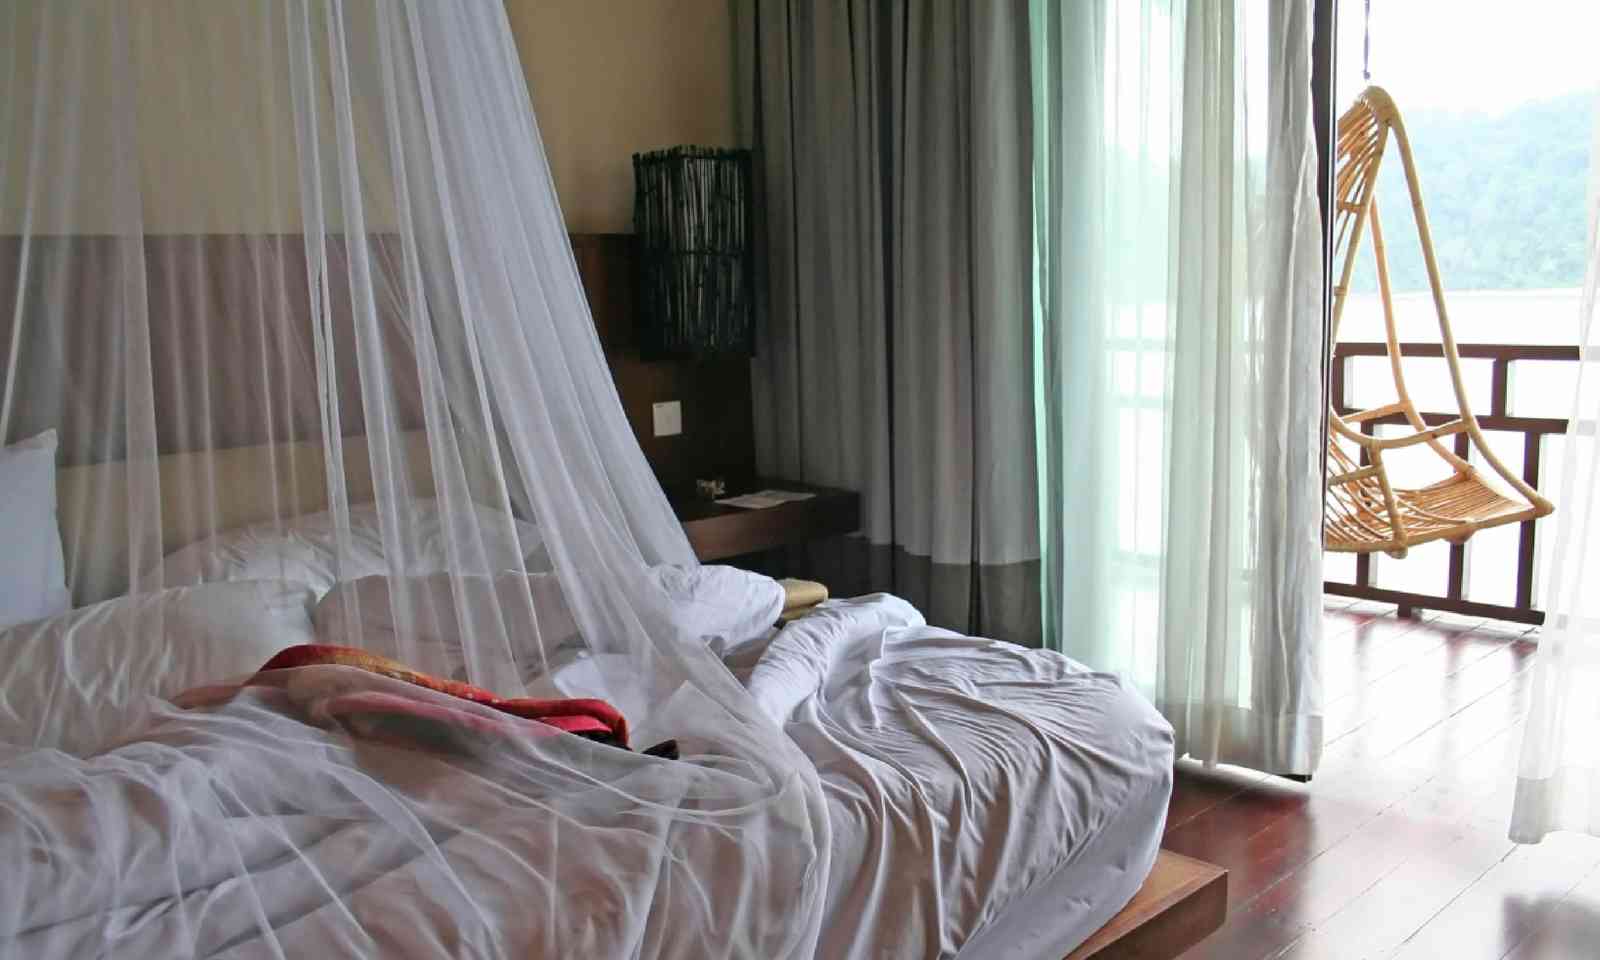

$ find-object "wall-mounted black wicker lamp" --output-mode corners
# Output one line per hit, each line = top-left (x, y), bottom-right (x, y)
(632, 146), (754, 357)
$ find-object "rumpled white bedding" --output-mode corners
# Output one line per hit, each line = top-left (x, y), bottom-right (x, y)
(0, 588), (1171, 958)
(0, 673), (823, 959)
(730, 594), (1175, 959)
(0, 580), (318, 755)
(156, 499), (550, 597)
(311, 566), (785, 713)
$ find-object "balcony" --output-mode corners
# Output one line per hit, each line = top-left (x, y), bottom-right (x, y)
(1324, 329), (1581, 626)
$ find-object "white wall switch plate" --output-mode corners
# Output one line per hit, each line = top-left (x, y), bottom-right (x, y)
(652, 400), (683, 437)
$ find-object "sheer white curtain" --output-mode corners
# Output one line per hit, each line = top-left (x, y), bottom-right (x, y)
(1510, 98), (1600, 843)
(1032, 0), (1325, 775)
(1, 2), (829, 954)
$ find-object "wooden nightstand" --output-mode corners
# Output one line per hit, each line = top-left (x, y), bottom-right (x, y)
(671, 480), (860, 562)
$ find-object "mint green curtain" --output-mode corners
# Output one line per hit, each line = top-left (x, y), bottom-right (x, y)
(1032, 0), (1326, 775)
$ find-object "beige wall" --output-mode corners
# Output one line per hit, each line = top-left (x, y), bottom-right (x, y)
(505, 0), (737, 234)
(1, 2), (393, 235)
(2, 1), (734, 235)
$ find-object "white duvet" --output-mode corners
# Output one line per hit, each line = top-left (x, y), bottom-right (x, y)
(0, 589), (1172, 958)
(734, 595), (1175, 959)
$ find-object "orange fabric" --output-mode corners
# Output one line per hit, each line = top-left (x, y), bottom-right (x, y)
(255, 644), (628, 747)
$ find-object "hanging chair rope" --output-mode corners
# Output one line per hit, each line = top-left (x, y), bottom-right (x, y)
(1362, 0), (1372, 82)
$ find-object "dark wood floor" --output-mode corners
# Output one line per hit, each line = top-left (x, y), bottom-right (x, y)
(1168, 599), (1600, 960)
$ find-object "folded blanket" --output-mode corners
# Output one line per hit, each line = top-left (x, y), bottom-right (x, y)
(255, 644), (630, 748)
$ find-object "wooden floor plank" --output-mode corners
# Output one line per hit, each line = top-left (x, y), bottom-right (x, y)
(1167, 638), (1532, 918)
(1165, 765), (1265, 836)
(1317, 613), (1462, 705)
(1388, 835), (1600, 960)
(1500, 861), (1600, 960)
(1171, 606), (1598, 960)
(1182, 714), (1532, 959)
(1192, 692), (1527, 945)
(1319, 631), (1530, 752)
(1273, 828), (1520, 958)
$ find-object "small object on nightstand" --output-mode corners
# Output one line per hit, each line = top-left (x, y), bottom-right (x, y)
(671, 479), (860, 562)
(715, 488), (816, 509)
(778, 578), (828, 622)
(695, 477), (727, 500)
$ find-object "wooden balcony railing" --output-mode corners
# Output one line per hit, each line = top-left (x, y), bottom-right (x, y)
(1324, 341), (1581, 625)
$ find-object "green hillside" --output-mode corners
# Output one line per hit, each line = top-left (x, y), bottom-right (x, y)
(1348, 90), (1594, 293)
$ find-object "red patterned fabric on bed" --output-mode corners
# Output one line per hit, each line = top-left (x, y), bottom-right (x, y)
(254, 644), (630, 747)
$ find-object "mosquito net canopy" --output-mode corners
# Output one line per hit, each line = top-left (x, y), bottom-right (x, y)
(0, 2), (827, 955)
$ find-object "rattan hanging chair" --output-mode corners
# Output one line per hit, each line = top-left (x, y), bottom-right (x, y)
(1324, 86), (1554, 558)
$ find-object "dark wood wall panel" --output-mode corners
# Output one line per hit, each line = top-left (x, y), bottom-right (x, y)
(571, 232), (755, 495)
(0, 234), (423, 464)
(0, 231), (755, 491)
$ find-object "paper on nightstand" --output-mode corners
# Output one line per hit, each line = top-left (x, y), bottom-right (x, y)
(715, 489), (817, 510)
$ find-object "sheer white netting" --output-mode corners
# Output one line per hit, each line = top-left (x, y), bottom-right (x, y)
(0, 2), (827, 955)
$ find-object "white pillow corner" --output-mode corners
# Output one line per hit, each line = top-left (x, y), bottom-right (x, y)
(0, 578), (319, 756)
(0, 428), (69, 631)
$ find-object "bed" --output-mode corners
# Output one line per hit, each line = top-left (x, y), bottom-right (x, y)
(0, 436), (1208, 959)
(726, 594), (1178, 958)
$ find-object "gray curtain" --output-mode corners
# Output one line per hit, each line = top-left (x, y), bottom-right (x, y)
(735, 0), (1038, 643)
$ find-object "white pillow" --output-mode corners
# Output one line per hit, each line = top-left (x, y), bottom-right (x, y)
(0, 429), (69, 630)
(313, 565), (784, 682)
(313, 571), (583, 682)
(314, 566), (782, 725)
(0, 579), (317, 755)
(650, 564), (786, 655)
(157, 498), (548, 597)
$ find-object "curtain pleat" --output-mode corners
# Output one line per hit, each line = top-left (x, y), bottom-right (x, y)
(740, 0), (1039, 643)
(1510, 92), (1600, 843)
(1032, 0), (1325, 775)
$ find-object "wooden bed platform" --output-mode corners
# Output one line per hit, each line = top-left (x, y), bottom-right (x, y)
(1065, 851), (1226, 960)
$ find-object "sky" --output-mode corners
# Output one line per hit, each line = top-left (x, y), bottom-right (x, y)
(1338, 0), (1600, 113)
